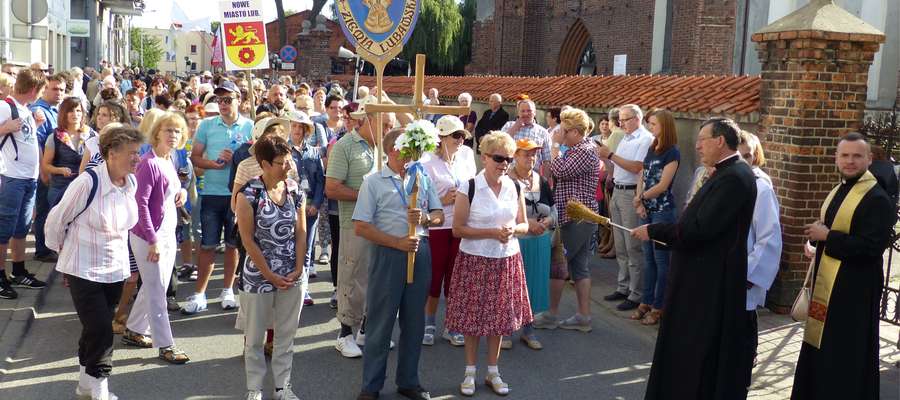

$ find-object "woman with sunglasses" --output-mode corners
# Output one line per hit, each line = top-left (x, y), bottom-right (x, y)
(445, 131), (531, 397)
(420, 116), (477, 348)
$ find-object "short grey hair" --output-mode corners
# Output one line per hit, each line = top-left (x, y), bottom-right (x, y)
(457, 92), (472, 103)
(489, 93), (502, 102)
(620, 104), (643, 122)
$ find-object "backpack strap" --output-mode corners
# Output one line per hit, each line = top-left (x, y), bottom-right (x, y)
(0, 98), (19, 160)
(466, 177), (520, 202)
(67, 169), (99, 232)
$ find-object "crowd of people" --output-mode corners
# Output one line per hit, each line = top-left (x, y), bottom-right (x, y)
(0, 61), (895, 400)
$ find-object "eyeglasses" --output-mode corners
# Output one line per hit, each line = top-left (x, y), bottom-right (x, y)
(216, 96), (236, 104)
(450, 132), (466, 140)
(620, 116), (637, 123)
(487, 154), (514, 164)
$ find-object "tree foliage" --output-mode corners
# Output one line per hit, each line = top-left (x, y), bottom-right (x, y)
(129, 28), (164, 69)
(400, 0), (463, 75)
(210, 21), (221, 35)
(453, 0), (476, 75)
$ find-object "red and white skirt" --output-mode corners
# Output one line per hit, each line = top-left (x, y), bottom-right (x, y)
(445, 251), (533, 337)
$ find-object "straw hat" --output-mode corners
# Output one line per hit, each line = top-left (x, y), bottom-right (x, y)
(248, 117), (290, 155)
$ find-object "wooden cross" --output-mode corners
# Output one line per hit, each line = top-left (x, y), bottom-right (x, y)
(362, 54), (471, 283)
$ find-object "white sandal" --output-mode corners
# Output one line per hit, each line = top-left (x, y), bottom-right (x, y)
(485, 372), (510, 396)
(460, 370), (476, 396)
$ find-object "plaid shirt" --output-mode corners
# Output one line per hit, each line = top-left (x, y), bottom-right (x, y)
(502, 121), (551, 169)
(550, 138), (600, 225)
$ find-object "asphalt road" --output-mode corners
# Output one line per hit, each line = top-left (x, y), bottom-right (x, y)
(0, 257), (655, 400)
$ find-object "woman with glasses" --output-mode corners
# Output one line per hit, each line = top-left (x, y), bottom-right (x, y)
(446, 131), (531, 397)
(421, 116), (477, 347)
(631, 109), (680, 326)
(534, 108), (601, 333)
(121, 112), (191, 364)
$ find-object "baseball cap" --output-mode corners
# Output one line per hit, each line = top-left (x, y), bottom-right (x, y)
(213, 80), (239, 96)
(435, 115), (471, 138)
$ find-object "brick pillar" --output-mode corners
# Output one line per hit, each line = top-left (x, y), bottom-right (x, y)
(296, 29), (332, 83)
(751, 1), (885, 310)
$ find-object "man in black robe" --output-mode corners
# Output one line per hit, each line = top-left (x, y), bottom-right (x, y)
(632, 117), (757, 399)
(791, 132), (894, 400)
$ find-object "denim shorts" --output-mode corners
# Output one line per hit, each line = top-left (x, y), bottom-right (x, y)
(200, 195), (237, 249)
(0, 176), (37, 244)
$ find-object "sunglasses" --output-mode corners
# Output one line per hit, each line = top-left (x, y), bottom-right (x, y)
(487, 154), (514, 164)
(449, 132), (466, 140)
(216, 96), (236, 104)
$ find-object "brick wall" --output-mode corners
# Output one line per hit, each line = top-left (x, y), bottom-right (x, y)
(753, 30), (885, 309)
(668, 0), (737, 75)
(467, 17), (496, 75)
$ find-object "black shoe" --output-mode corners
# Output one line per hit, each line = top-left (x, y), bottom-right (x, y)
(33, 252), (58, 263)
(603, 292), (628, 301)
(177, 264), (194, 280)
(0, 280), (17, 299)
(617, 299), (640, 311)
(356, 391), (379, 400)
(166, 296), (181, 312)
(11, 272), (46, 289)
(397, 387), (430, 400)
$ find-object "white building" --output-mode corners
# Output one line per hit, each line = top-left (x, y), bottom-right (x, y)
(140, 26), (215, 77)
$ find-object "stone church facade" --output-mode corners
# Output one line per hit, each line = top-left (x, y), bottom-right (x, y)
(469, 0), (899, 109)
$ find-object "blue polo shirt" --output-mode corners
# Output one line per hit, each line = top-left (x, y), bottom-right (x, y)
(193, 115), (253, 196)
(30, 99), (58, 149)
(352, 165), (442, 238)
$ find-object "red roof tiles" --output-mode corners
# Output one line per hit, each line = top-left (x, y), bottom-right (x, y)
(336, 74), (761, 115)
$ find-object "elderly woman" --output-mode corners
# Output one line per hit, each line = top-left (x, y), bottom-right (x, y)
(286, 111), (324, 306)
(506, 138), (556, 350)
(631, 109), (680, 326)
(121, 112), (190, 364)
(421, 115), (477, 347)
(235, 135), (308, 400)
(534, 108), (600, 333)
(446, 131), (531, 397)
(457, 92), (477, 132)
(45, 126), (143, 400)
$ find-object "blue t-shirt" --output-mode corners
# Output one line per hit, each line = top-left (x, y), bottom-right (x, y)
(641, 145), (680, 213)
(193, 115), (253, 196)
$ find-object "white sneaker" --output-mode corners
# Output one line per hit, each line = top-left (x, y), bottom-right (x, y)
(221, 289), (238, 310)
(274, 384), (300, 400)
(87, 374), (118, 400)
(442, 329), (465, 347)
(355, 331), (394, 349)
(76, 366), (91, 399)
(335, 335), (362, 358)
(181, 293), (207, 315)
(245, 390), (263, 400)
(422, 325), (436, 346)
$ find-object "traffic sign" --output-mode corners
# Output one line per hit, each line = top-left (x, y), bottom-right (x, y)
(279, 45), (297, 63)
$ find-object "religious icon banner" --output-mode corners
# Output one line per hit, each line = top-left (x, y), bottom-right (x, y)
(219, 0), (270, 71)
(335, 0), (420, 64)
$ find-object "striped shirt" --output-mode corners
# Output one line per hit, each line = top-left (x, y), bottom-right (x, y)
(46, 163), (138, 283)
(501, 121), (552, 169)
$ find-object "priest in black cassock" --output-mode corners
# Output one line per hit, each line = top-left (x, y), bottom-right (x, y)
(632, 117), (757, 400)
(791, 132), (895, 400)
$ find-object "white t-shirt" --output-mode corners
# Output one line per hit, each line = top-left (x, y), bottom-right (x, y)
(421, 145), (477, 229)
(0, 98), (40, 179)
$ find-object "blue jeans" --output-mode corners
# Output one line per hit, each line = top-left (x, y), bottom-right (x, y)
(33, 180), (51, 256)
(0, 176), (37, 244)
(199, 195), (236, 249)
(362, 240), (431, 393)
(641, 208), (676, 310)
(303, 212), (318, 273)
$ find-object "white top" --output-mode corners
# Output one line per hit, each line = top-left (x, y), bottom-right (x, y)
(47, 164), (138, 283)
(421, 145), (477, 229)
(747, 168), (782, 310)
(611, 125), (653, 185)
(0, 97), (40, 179)
(458, 172), (520, 258)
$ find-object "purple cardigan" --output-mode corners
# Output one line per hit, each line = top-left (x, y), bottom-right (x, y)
(130, 150), (172, 245)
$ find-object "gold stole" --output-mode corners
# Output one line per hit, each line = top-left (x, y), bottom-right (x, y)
(804, 170), (877, 348)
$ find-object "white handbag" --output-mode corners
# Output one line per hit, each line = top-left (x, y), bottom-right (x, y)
(791, 259), (815, 322)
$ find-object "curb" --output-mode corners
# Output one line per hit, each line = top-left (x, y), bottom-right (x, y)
(0, 261), (59, 379)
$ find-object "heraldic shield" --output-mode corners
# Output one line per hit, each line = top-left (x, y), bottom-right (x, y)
(335, 0), (420, 64)
(224, 21), (267, 69)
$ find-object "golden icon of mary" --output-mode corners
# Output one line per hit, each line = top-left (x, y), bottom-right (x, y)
(363, 0), (393, 34)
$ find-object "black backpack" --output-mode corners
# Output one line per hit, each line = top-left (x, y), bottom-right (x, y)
(0, 98), (20, 160)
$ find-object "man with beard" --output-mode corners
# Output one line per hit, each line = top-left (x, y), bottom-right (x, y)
(255, 84), (290, 117)
(632, 117), (756, 399)
(790, 132), (894, 400)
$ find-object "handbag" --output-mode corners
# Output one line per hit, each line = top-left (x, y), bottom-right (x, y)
(791, 258), (815, 322)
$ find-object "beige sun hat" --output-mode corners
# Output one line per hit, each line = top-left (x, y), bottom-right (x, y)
(248, 117), (290, 155)
(435, 115), (471, 138)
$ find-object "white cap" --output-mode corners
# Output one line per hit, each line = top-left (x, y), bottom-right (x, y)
(435, 115), (471, 138)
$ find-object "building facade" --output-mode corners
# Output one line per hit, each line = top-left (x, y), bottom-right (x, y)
(470, 0), (899, 109)
(141, 27), (215, 77)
